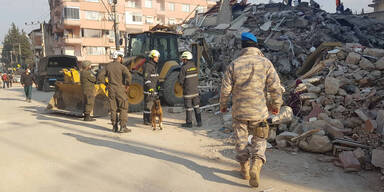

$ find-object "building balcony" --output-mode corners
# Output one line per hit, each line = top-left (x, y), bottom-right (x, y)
(63, 19), (80, 26)
(64, 37), (81, 45)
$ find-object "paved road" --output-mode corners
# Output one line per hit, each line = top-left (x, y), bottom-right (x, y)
(0, 86), (380, 192)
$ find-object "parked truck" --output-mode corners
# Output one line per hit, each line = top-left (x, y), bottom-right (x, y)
(35, 55), (78, 91)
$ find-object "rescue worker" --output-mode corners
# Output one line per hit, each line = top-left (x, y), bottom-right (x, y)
(143, 50), (160, 125)
(80, 60), (97, 121)
(98, 51), (132, 133)
(220, 32), (283, 188)
(21, 69), (36, 102)
(178, 51), (202, 128)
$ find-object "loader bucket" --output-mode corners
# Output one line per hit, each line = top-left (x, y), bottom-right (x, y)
(46, 68), (110, 117)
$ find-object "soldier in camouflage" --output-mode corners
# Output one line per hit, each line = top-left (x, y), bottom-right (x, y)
(220, 32), (283, 188)
(98, 51), (132, 133)
(80, 61), (97, 121)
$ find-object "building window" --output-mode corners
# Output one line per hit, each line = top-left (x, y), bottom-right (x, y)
(81, 29), (102, 38)
(126, 12), (143, 24)
(86, 47), (106, 56)
(63, 7), (80, 20)
(144, 0), (152, 8)
(181, 4), (190, 12)
(168, 18), (176, 25)
(85, 0), (99, 2)
(168, 3), (175, 11)
(85, 11), (101, 20)
(126, 0), (136, 8)
(146, 16), (154, 24)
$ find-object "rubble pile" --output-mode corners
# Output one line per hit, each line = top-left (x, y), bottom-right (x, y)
(182, 3), (384, 76)
(273, 43), (384, 172)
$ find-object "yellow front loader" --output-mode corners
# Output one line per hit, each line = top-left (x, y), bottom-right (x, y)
(46, 68), (109, 117)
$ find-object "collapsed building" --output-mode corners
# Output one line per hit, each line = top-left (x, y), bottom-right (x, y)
(179, 2), (384, 174)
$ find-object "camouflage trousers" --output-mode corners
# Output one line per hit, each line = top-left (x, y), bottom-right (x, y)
(233, 118), (269, 163)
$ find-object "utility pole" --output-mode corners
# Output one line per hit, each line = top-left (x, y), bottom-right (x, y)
(41, 23), (46, 57)
(18, 43), (21, 65)
(112, 0), (120, 50)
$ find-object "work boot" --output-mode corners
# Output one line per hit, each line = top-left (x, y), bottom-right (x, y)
(240, 161), (250, 180)
(249, 158), (263, 188)
(28, 99), (31, 103)
(120, 125), (131, 133)
(112, 123), (119, 133)
(181, 122), (193, 128)
(84, 114), (96, 121)
(195, 111), (202, 127)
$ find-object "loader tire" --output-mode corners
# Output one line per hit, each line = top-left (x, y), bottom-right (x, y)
(162, 71), (183, 106)
(127, 73), (144, 112)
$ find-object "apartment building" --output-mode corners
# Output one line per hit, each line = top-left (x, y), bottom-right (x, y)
(367, 0), (384, 20)
(48, 0), (216, 64)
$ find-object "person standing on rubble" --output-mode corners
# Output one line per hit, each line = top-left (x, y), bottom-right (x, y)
(80, 61), (97, 122)
(98, 51), (132, 133)
(220, 32), (283, 188)
(178, 51), (202, 128)
(143, 50), (160, 125)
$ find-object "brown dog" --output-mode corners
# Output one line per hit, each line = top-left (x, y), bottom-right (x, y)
(151, 99), (163, 130)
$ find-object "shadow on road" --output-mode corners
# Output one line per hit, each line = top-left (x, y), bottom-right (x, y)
(64, 132), (249, 188)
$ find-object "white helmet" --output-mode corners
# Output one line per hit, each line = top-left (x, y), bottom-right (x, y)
(111, 50), (124, 59)
(181, 51), (193, 60)
(149, 50), (160, 58)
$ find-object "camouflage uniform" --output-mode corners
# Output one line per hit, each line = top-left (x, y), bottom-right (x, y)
(220, 47), (283, 163)
(80, 70), (97, 116)
(98, 61), (132, 127)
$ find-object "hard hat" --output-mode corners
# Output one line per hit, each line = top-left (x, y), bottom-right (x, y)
(111, 50), (124, 59)
(26, 69), (31, 73)
(181, 51), (193, 60)
(241, 32), (258, 43)
(82, 60), (92, 68)
(149, 50), (160, 58)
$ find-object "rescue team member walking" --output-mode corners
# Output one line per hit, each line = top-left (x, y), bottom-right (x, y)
(98, 51), (132, 133)
(80, 61), (97, 121)
(220, 32), (283, 188)
(143, 50), (160, 125)
(21, 69), (36, 103)
(178, 51), (202, 128)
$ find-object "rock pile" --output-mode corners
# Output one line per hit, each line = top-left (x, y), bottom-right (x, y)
(182, 2), (384, 76)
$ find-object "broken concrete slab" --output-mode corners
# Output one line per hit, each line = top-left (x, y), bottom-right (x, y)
(214, 24), (230, 30)
(265, 39), (286, 51)
(363, 48), (384, 58)
(359, 57), (375, 70)
(325, 77), (341, 95)
(229, 14), (248, 30)
(372, 149), (384, 168)
(260, 20), (272, 31)
(299, 135), (333, 153)
(276, 132), (299, 148)
(376, 110), (384, 135)
(338, 151), (361, 172)
(345, 52), (361, 65)
(354, 109), (369, 122)
(375, 57), (384, 70)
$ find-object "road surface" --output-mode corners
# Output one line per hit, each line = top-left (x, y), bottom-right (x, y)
(0, 86), (380, 192)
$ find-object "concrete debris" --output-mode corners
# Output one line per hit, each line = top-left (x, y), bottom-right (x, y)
(298, 135), (333, 153)
(324, 77), (340, 95)
(372, 149), (384, 168)
(337, 151), (361, 172)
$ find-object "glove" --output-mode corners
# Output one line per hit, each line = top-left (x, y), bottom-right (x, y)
(220, 106), (227, 113)
(271, 107), (279, 115)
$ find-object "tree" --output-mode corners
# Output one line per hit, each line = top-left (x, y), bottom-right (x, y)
(1, 23), (33, 70)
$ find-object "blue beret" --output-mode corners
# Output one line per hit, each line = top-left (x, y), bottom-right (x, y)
(241, 32), (258, 43)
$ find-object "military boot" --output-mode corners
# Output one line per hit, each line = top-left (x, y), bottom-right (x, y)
(181, 122), (193, 128)
(240, 161), (250, 180)
(112, 123), (119, 133)
(249, 158), (263, 188)
(84, 114), (96, 121)
(120, 125), (131, 133)
(195, 110), (202, 127)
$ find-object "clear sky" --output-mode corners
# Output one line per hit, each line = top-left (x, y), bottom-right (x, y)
(0, 0), (374, 45)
